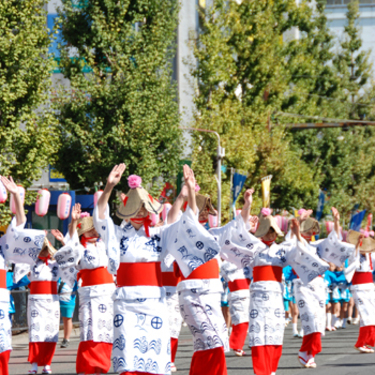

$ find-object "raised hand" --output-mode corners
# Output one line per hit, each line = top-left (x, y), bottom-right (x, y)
(1, 176), (18, 195)
(249, 215), (259, 232)
(244, 189), (254, 206)
(51, 229), (65, 245)
(107, 164), (126, 187)
(290, 218), (302, 242)
(331, 207), (340, 222)
(299, 209), (313, 222)
(183, 165), (195, 190)
(71, 203), (81, 222)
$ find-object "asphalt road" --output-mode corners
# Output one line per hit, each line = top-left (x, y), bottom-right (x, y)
(9, 323), (375, 374)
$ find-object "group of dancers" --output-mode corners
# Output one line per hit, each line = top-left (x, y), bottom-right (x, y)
(0, 163), (374, 375)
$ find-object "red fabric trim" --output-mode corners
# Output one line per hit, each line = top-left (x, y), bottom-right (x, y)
(171, 337), (179, 363)
(38, 254), (51, 265)
(78, 267), (113, 287)
(76, 341), (112, 374)
(0, 269), (6, 289)
(117, 262), (162, 287)
(122, 196), (128, 206)
(29, 281), (57, 295)
(251, 345), (282, 375)
(228, 279), (250, 292)
(0, 350), (11, 375)
(80, 236), (98, 248)
(28, 342), (56, 366)
(355, 326), (375, 348)
(181, 259), (219, 281)
(300, 332), (322, 357)
(253, 266), (282, 283)
(162, 271), (181, 287)
(352, 272), (373, 285)
(229, 322), (249, 350)
(130, 217), (152, 237)
(120, 373), (163, 375)
(189, 347), (227, 375)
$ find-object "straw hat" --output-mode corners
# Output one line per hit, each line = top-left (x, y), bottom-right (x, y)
(300, 217), (321, 235)
(116, 175), (163, 220)
(254, 208), (284, 238)
(40, 237), (57, 257)
(77, 215), (95, 237)
(347, 230), (375, 253)
(196, 194), (216, 215)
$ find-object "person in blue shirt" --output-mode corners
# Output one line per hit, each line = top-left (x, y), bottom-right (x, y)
(58, 279), (78, 348)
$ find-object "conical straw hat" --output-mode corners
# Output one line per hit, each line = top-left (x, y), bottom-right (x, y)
(254, 213), (284, 238)
(347, 230), (375, 253)
(77, 216), (95, 237)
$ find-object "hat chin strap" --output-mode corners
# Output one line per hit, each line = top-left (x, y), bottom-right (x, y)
(80, 236), (98, 248)
(261, 239), (275, 247)
(131, 216), (152, 237)
(38, 254), (51, 265)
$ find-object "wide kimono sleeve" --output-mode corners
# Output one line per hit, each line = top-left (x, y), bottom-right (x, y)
(13, 263), (31, 284)
(54, 231), (81, 288)
(313, 230), (355, 267)
(4, 218), (45, 265)
(289, 238), (329, 285)
(93, 204), (121, 274)
(209, 214), (263, 269)
(161, 206), (221, 278)
(344, 250), (360, 283)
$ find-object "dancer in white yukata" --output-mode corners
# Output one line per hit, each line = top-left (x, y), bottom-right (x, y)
(220, 260), (250, 357)
(292, 208), (354, 369)
(53, 203), (115, 375)
(217, 206), (327, 375)
(94, 164), (221, 375)
(0, 176), (45, 375)
(345, 230), (375, 353)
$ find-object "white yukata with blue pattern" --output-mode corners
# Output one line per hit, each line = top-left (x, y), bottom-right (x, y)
(1, 219), (50, 351)
(94, 205), (221, 375)
(55, 232), (115, 344)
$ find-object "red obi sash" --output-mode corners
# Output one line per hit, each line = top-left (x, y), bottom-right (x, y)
(228, 278), (250, 292)
(117, 262), (162, 287)
(352, 272), (373, 285)
(0, 270), (6, 289)
(180, 259), (219, 281)
(162, 271), (181, 287)
(30, 281), (58, 295)
(78, 267), (114, 287)
(253, 266), (282, 283)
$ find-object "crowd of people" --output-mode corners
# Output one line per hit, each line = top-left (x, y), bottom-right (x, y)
(0, 163), (374, 375)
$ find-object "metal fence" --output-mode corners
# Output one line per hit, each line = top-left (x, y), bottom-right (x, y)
(11, 289), (79, 332)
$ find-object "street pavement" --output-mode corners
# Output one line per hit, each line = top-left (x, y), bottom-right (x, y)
(9, 323), (375, 374)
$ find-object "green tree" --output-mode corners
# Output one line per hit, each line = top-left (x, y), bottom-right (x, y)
(290, 0), (375, 219)
(0, 0), (57, 223)
(54, 0), (181, 194)
(191, 0), (318, 221)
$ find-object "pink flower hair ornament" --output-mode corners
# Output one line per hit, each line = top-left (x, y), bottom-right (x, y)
(80, 212), (90, 218)
(195, 184), (201, 192)
(261, 208), (272, 217)
(128, 175), (142, 189)
(298, 209), (307, 216)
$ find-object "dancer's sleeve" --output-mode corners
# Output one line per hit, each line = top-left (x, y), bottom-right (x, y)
(93, 204), (120, 274)
(344, 250), (360, 283)
(4, 218), (46, 265)
(209, 214), (262, 269)
(161, 206), (221, 278)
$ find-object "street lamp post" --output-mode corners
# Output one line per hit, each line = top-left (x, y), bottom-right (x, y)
(181, 127), (225, 226)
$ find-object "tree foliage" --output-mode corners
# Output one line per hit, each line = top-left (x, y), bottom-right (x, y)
(54, 0), (181, 194)
(0, 0), (57, 223)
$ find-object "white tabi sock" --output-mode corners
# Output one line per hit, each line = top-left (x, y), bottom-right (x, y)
(326, 313), (332, 328)
(292, 323), (298, 335)
(342, 318), (347, 328)
(30, 363), (38, 372)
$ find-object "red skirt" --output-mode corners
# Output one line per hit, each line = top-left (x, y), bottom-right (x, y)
(300, 332), (322, 357)
(355, 326), (375, 348)
(76, 341), (112, 374)
(189, 347), (227, 375)
(28, 342), (56, 366)
(0, 350), (11, 375)
(171, 337), (179, 363)
(251, 345), (282, 375)
(229, 322), (249, 350)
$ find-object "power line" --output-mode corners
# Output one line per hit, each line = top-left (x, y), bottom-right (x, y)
(276, 112), (375, 125)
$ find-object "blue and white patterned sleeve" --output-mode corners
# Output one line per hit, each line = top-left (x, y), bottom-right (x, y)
(162, 206), (222, 278)
(54, 231), (81, 287)
(93, 204), (120, 274)
(209, 214), (262, 269)
(344, 250), (360, 283)
(4, 218), (45, 265)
